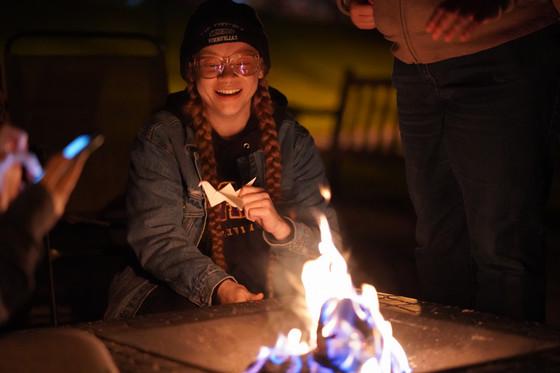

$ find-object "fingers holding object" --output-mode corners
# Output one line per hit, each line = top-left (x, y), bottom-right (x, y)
(239, 186), (272, 213)
(243, 196), (275, 221)
(40, 152), (89, 216)
(238, 185), (264, 196)
(56, 152), (87, 201)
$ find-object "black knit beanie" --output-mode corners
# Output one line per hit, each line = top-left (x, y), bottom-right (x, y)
(180, 0), (271, 80)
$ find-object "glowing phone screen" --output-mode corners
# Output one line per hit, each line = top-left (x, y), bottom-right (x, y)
(63, 135), (91, 159)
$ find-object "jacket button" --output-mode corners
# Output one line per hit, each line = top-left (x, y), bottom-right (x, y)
(243, 142), (251, 151)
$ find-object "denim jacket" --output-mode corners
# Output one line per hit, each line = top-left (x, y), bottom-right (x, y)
(105, 91), (339, 319)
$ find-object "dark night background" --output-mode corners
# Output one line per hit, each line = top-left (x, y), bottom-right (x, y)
(1, 0), (559, 330)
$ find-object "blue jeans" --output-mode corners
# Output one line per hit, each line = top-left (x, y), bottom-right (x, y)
(392, 25), (560, 321)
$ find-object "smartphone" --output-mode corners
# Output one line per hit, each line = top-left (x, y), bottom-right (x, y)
(31, 134), (104, 183)
(63, 133), (104, 159)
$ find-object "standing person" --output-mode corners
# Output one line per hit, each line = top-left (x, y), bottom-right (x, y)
(338, 0), (560, 321)
(105, 0), (338, 319)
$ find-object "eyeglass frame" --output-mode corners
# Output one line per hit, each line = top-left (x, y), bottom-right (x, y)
(193, 52), (262, 79)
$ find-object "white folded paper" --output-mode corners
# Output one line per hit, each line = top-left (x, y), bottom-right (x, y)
(199, 177), (256, 210)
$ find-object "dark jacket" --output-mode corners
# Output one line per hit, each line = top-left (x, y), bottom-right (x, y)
(0, 185), (55, 324)
(105, 89), (339, 319)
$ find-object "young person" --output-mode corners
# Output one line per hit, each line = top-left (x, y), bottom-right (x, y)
(105, 0), (339, 319)
(338, 0), (559, 321)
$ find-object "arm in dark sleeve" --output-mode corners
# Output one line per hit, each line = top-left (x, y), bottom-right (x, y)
(126, 121), (232, 307)
(0, 184), (55, 323)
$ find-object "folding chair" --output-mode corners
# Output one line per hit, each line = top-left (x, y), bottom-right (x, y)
(328, 69), (401, 200)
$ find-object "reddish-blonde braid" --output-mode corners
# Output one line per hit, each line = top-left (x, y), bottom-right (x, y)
(183, 66), (227, 271)
(252, 78), (282, 201)
(252, 78), (283, 297)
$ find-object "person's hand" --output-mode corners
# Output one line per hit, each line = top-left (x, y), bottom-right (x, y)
(426, 0), (510, 42)
(39, 151), (89, 218)
(349, 0), (376, 30)
(0, 124), (28, 211)
(215, 279), (264, 304)
(0, 160), (22, 212)
(238, 185), (292, 241)
(0, 123), (27, 155)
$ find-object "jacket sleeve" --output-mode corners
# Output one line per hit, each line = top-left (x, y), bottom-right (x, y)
(126, 121), (232, 307)
(263, 123), (341, 258)
(0, 185), (54, 324)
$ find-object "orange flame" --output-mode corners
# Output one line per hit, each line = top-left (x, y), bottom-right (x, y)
(247, 213), (411, 372)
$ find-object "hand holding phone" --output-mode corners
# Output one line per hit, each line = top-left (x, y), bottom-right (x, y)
(40, 133), (104, 217)
(32, 133), (104, 183)
(63, 134), (105, 159)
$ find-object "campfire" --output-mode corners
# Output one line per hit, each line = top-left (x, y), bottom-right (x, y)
(246, 211), (412, 372)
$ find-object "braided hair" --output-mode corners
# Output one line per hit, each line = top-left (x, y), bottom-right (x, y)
(182, 61), (282, 296)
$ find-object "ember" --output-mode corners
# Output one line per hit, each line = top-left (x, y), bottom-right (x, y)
(246, 216), (411, 373)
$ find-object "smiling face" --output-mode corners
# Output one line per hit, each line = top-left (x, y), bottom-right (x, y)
(194, 42), (263, 137)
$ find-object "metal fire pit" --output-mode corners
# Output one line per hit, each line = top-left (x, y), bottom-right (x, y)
(80, 295), (560, 372)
